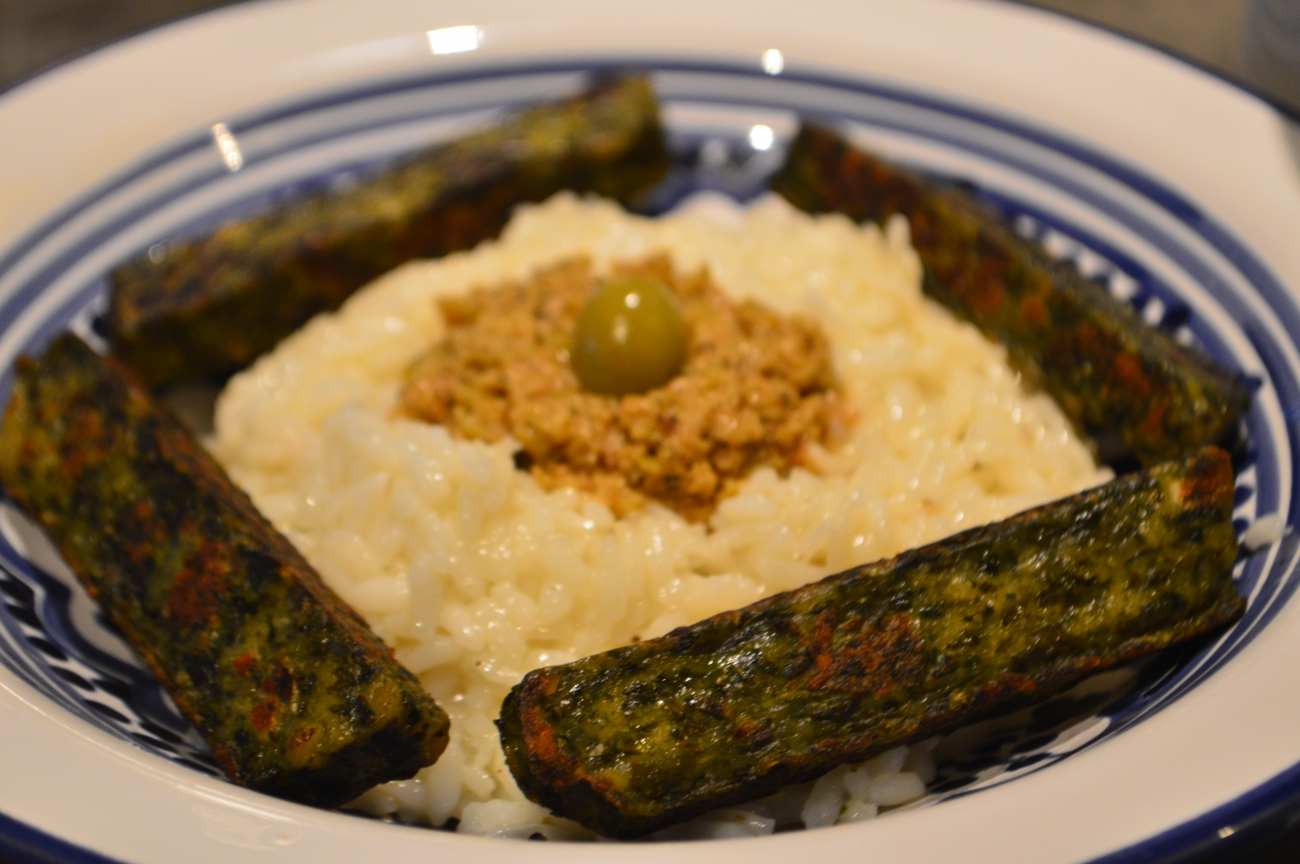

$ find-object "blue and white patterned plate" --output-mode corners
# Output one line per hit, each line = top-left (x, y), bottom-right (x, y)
(1, 2), (1299, 863)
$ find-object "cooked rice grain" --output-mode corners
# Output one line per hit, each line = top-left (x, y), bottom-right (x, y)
(209, 192), (1110, 838)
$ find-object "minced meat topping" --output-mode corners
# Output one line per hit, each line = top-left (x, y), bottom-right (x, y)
(400, 254), (844, 520)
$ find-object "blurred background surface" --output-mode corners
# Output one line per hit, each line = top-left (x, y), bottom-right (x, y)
(0, 0), (1296, 862)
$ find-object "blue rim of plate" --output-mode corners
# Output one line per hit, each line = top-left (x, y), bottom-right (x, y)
(0, 810), (126, 864)
(0, 56), (1296, 863)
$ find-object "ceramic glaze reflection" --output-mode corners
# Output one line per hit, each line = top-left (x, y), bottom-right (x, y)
(427, 26), (481, 55)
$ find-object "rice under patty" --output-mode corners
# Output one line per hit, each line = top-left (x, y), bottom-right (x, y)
(208, 191), (1112, 838)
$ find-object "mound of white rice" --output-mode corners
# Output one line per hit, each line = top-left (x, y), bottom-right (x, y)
(208, 192), (1111, 839)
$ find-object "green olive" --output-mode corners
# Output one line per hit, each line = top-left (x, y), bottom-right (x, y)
(572, 274), (688, 396)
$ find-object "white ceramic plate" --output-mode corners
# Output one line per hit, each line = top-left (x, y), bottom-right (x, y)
(2, 1), (1300, 862)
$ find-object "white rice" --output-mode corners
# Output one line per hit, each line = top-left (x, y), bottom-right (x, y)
(208, 191), (1111, 839)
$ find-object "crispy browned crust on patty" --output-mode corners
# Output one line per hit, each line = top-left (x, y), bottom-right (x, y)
(770, 124), (1251, 467)
(110, 75), (670, 387)
(0, 333), (449, 807)
(499, 448), (1243, 837)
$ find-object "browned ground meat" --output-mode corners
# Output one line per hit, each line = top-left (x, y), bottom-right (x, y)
(400, 254), (845, 521)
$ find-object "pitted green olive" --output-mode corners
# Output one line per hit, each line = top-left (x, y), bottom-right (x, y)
(572, 274), (688, 396)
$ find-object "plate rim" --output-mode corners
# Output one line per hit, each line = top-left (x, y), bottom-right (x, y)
(4, 0), (1297, 127)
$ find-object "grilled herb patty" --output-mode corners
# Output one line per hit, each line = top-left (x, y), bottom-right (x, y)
(499, 448), (1243, 837)
(0, 333), (449, 806)
(770, 124), (1250, 466)
(109, 75), (670, 386)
